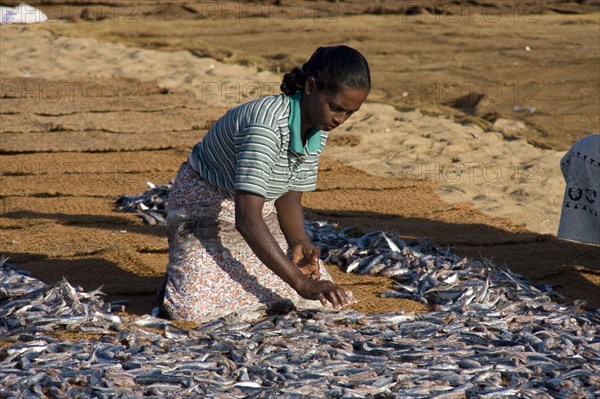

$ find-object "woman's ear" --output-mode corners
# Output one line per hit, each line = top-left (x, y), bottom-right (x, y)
(304, 77), (316, 95)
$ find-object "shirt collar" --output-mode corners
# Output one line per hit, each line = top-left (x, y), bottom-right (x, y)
(288, 92), (322, 156)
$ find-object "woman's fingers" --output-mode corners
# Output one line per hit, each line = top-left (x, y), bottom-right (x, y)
(311, 253), (321, 280)
(317, 293), (327, 307)
(330, 285), (351, 308)
(310, 246), (321, 263)
(324, 289), (341, 309)
(309, 260), (321, 280)
(305, 246), (321, 280)
(297, 279), (351, 309)
(298, 261), (319, 279)
(295, 245), (321, 280)
(293, 244), (320, 278)
(318, 281), (349, 309)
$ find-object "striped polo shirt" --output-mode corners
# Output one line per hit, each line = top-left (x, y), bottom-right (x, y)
(188, 93), (328, 200)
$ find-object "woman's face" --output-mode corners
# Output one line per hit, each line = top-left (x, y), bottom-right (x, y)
(304, 79), (369, 132)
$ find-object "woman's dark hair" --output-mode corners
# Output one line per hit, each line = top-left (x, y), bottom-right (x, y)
(280, 45), (371, 95)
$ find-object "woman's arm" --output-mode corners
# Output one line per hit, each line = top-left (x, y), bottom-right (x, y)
(235, 191), (349, 308)
(274, 190), (321, 279)
(274, 191), (309, 246)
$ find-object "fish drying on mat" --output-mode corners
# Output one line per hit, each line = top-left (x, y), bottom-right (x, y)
(115, 180), (173, 225)
(305, 222), (567, 314)
(0, 258), (122, 340)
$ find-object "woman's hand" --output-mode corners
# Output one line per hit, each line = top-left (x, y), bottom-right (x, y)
(292, 242), (321, 280)
(295, 278), (351, 309)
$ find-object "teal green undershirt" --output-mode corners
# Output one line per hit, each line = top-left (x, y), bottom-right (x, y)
(288, 92), (322, 156)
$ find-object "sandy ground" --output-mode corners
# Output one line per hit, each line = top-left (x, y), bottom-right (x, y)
(1, 1), (599, 317)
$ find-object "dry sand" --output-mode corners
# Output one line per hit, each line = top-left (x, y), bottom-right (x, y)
(1, 1), (599, 317)
(325, 103), (566, 235)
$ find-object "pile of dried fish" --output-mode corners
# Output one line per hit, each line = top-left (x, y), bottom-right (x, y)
(115, 180), (172, 225)
(0, 256), (46, 299)
(0, 259), (122, 341)
(306, 223), (569, 314)
(1, 256), (599, 398)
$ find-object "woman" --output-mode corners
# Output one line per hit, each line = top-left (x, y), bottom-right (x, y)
(158, 45), (371, 322)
